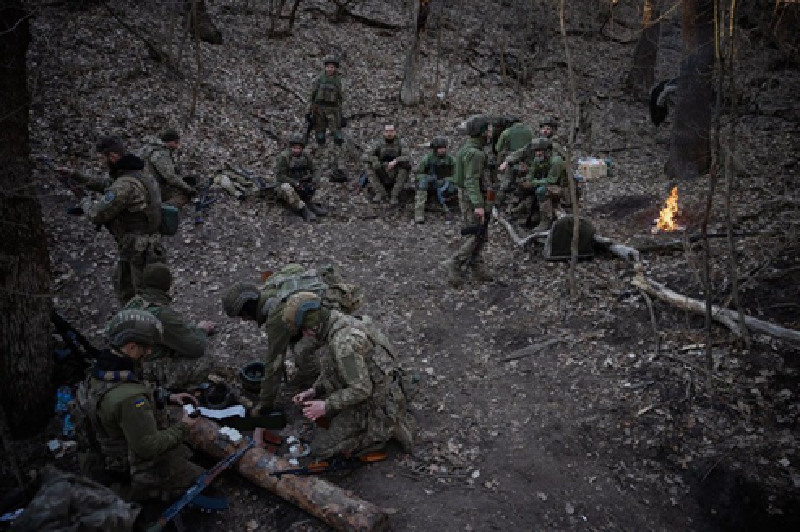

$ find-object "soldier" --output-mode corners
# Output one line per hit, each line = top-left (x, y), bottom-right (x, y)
(286, 292), (417, 459)
(221, 264), (361, 443)
(413, 136), (455, 223)
(494, 118), (533, 207)
(361, 124), (411, 205)
(442, 115), (494, 287)
(124, 263), (217, 390)
(539, 117), (567, 160)
(309, 55), (347, 182)
(58, 136), (166, 304)
(142, 129), (196, 209)
(74, 309), (201, 502)
(518, 138), (568, 231)
(274, 134), (326, 222)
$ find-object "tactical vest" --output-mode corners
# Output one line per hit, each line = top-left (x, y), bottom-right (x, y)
(288, 154), (312, 181)
(377, 140), (402, 163)
(425, 155), (454, 179)
(259, 264), (361, 320)
(314, 75), (340, 106)
(109, 171), (162, 237)
(505, 123), (534, 152)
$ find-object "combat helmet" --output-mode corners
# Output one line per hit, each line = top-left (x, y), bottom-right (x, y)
(465, 115), (490, 137)
(430, 136), (448, 149)
(282, 292), (322, 333)
(288, 134), (306, 148)
(222, 282), (260, 317)
(106, 309), (164, 348)
(530, 137), (553, 152)
(323, 55), (340, 67)
(539, 117), (559, 129)
(239, 361), (266, 394)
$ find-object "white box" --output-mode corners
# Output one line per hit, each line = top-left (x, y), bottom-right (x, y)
(577, 158), (607, 180)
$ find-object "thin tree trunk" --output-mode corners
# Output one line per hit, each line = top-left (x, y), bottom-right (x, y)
(0, 1), (54, 437)
(400, 0), (426, 106)
(626, 0), (662, 100)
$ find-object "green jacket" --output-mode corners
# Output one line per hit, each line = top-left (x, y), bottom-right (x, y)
(310, 72), (344, 108)
(362, 138), (410, 169)
(415, 152), (455, 180)
(274, 151), (318, 188)
(142, 137), (193, 194)
(525, 155), (567, 187)
(495, 122), (533, 158)
(454, 138), (488, 207)
(124, 288), (208, 361)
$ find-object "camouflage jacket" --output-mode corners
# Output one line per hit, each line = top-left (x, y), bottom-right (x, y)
(495, 122), (533, 160)
(142, 137), (194, 195)
(310, 72), (344, 108)
(362, 138), (411, 169)
(274, 150), (318, 187)
(124, 287), (208, 361)
(455, 137), (489, 207)
(415, 152), (455, 181)
(524, 155), (568, 188)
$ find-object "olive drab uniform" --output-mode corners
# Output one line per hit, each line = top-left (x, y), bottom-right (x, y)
(253, 265), (361, 411)
(78, 154), (167, 304)
(142, 137), (194, 209)
(274, 149), (319, 211)
(361, 137), (411, 204)
(124, 289), (212, 390)
(414, 151), (455, 223)
(75, 369), (201, 501)
(520, 153), (568, 230)
(495, 122), (533, 206)
(309, 310), (417, 459)
(310, 70), (345, 175)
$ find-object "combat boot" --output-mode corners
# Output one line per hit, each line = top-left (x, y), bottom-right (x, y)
(300, 205), (317, 222)
(390, 195), (400, 206)
(441, 258), (463, 288)
(309, 203), (328, 217)
(330, 169), (347, 183)
(414, 210), (425, 224)
(532, 201), (553, 232)
(472, 262), (494, 282)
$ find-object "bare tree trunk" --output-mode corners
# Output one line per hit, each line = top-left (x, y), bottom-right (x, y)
(400, 0), (427, 106)
(184, 0), (222, 44)
(625, 0), (662, 100)
(665, 0), (715, 180)
(0, 1), (55, 437)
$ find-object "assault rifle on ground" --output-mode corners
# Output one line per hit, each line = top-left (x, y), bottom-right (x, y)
(147, 437), (255, 532)
(192, 178), (218, 224)
(304, 110), (315, 145)
(270, 451), (387, 479)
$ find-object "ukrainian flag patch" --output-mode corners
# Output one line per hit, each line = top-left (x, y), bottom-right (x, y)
(133, 398), (146, 408)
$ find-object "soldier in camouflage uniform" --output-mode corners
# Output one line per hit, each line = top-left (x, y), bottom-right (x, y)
(74, 310), (201, 502)
(539, 117), (567, 160)
(442, 116), (494, 287)
(413, 136), (455, 224)
(142, 129), (195, 209)
(309, 55), (347, 182)
(123, 263), (216, 390)
(59, 136), (166, 304)
(494, 118), (533, 207)
(361, 124), (412, 205)
(274, 134), (327, 222)
(285, 292), (417, 459)
(221, 265), (361, 439)
(518, 138), (568, 231)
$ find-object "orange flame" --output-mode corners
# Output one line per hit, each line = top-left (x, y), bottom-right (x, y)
(656, 187), (679, 231)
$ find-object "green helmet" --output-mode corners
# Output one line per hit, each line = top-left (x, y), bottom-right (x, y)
(323, 55), (340, 67)
(222, 282), (260, 317)
(430, 136), (448, 149)
(106, 309), (163, 348)
(530, 137), (553, 151)
(282, 292), (322, 333)
(466, 115), (490, 137)
(239, 361), (266, 393)
(288, 134), (306, 147)
(142, 263), (172, 292)
(539, 117), (559, 129)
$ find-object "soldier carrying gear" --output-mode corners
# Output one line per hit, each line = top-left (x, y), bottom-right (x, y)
(413, 135), (455, 223)
(274, 134), (326, 222)
(361, 124), (412, 205)
(310, 54), (347, 182)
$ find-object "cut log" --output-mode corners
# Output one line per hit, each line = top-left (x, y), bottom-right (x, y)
(188, 417), (389, 532)
(631, 273), (800, 344)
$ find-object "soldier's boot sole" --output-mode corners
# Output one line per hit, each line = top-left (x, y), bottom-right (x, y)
(300, 206), (317, 222)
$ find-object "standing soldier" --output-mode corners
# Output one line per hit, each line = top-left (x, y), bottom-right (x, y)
(494, 117), (533, 207)
(361, 124), (411, 205)
(309, 55), (347, 182)
(274, 135), (326, 222)
(413, 136), (455, 223)
(285, 292), (417, 459)
(442, 116), (494, 287)
(142, 129), (196, 209)
(58, 136), (166, 304)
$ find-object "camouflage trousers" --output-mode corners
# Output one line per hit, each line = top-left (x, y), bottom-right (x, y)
(366, 166), (409, 202)
(115, 237), (167, 305)
(313, 106), (344, 173)
(128, 444), (202, 502)
(259, 336), (321, 409)
(143, 355), (216, 391)
(276, 182), (314, 210)
(448, 191), (490, 269)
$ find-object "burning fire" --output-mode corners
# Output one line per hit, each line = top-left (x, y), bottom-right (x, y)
(656, 187), (680, 231)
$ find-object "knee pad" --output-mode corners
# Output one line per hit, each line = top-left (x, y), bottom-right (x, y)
(315, 132), (326, 145)
(536, 186), (548, 202)
(417, 178), (429, 191)
(333, 134), (344, 146)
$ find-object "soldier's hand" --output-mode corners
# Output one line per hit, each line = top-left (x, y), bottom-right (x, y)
(180, 410), (198, 427)
(302, 400), (326, 421)
(292, 389), (316, 405)
(198, 320), (216, 334)
(79, 196), (93, 213)
(474, 207), (485, 221)
(253, 427), (267, 448)
(387, 160), (397, 171)
(170, 392), (198, 407)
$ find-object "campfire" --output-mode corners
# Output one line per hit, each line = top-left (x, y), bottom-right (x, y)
(652, 187), (685, 233)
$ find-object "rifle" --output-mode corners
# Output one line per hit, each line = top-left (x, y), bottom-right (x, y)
(270, 451), (387, 479)
(147, 438), (255, 532)
(192, 178), (218, 224)
(304, 110), (315, 145)
(225, 163), (274, 195)
(38, 155), (86, 215)
(51, 309), (101, 362)
(460, 190), (495, 268)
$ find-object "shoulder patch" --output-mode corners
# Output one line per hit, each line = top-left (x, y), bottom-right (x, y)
(133, 398), (147, 408)
(103, 190), (117, 203)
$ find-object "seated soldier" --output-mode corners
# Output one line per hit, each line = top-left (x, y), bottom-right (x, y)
(360, 124), (411, 205)
(413, 136), (455, 223)
(517, 138), (568, 231)
(74, 310), (201, 502)
(285, 292), (417, 459)
(124, 263), (216, 390)
(274, 135), (327, 222)
(221, 264), (361, 445)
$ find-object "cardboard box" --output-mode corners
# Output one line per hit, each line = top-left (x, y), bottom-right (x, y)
(577, 158), (607, 179)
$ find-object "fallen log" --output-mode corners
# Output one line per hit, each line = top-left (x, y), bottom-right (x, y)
(631, 272), (800, 344)
(188, 417), (389, 532)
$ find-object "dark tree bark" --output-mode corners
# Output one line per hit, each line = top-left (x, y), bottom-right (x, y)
(664, 0), (715, 180)
(400, 0), (429, 106)
(625, 0), (662, 100)
(184, 0), (222, 45)
(0, 1), (55, 437)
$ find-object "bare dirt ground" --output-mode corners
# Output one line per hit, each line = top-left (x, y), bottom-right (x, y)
(6, 0), (800, 530)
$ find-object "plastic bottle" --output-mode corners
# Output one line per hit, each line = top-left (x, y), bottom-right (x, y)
(55, 385), (75, 437)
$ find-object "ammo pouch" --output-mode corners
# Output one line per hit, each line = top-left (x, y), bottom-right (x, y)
(159, 204), (180, 236)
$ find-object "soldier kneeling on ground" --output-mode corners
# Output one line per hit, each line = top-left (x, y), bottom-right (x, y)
(274, 135), (327, 222)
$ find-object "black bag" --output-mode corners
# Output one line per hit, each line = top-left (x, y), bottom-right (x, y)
(159, 204), (180, 236)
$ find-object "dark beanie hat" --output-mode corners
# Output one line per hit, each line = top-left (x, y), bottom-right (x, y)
(160, 129), (180, 142)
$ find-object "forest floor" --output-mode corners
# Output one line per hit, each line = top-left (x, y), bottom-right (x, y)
(5, 0), (800, 530)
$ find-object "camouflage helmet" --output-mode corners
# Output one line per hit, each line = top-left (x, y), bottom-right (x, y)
(105, 309), (163, 348)
(465, 115), (490, 137)
(282, 292), (322, 333)
(430, 136), (448, 149)
(323, 55), (340, 67)
(539, 117), (559, 129)
(222, 282), (260, 317)
(288, 134), (306, 147)
(530, 137), (553, 152)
